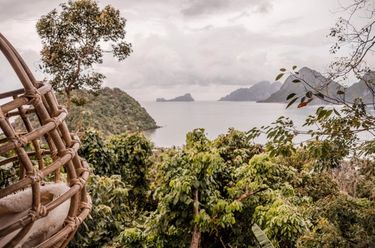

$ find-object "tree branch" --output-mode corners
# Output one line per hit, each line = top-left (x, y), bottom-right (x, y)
(191, 189), (201, 248)
(236, 187), (268, 202)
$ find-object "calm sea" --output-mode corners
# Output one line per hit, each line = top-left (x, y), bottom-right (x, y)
(142, 101), (319, 147)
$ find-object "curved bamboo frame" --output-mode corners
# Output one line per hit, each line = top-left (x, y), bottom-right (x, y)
(0, 33), (90, 247)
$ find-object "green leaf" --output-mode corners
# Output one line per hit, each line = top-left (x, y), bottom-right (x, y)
(306, 91), (313, 98)
(286, 93), (296, 100)
(292, 65), (297, 70)
(286, 97), (298, 109)
(318, 109), (327, 120)
(314, 92), (324, 99)
(333, 108), (341, 116)
(280, 68), (286, 72)
(275, 73), (284, 81)
(252, 224), (274, 248)
(337, 90), (345, 95)
(326, 109), (333, 118)
(292, 79), (301, 83)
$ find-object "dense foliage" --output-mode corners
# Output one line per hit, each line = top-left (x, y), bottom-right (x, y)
(23, 0), (374, 247)
(71, 130), (154, 247)
(69, 124), (375, 248)
(60, 87), (157, 134)
(12, 87), (157, 135)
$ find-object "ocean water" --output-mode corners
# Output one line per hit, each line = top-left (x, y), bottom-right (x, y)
(142, 101), (320, 147)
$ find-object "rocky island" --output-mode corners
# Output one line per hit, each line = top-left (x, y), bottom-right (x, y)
(219, 81), (281, 101)
(260, 67), (343, 104)
(156, 93), (195, 102)
(344, 71), (375, 104)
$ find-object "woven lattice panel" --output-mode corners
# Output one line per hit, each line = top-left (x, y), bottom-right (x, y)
(0, 33), (90, 248)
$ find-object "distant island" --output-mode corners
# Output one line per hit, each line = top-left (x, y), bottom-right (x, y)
(156, 93), (195, 102)
(258, 67), (375, 104)
(259, 67), (343, 104)
(344, 71), (375, 104)
(218, 67), (375, 104)
(219, 81), (281, 101)
(151, 67), (375, 105)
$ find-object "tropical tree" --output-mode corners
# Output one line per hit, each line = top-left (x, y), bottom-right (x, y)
(36, 0), (132, 110)
(278, 0), (374, 108)
(72, 129), (153, 247)
(72, 127), (375, 247)
(115, 129), (313, 248)
(260, 0), (375, 170)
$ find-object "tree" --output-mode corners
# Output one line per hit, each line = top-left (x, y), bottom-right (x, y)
(296, 194), (375, 247)
(71, 129), (153, 247)
(79, 129), (153, 209)
(115, 129), (312, 248)
(36, 0), (132, 110)
(72, 127), (375, 247)
(328, 0), (375, 81)
(265, 0), (375, 170)
(63, 1), (375, 246)
(279, 0), (374, 109)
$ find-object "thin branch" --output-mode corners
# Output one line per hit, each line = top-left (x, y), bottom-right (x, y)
(236, 187), (268, 202)
(191, 190), (201, 248)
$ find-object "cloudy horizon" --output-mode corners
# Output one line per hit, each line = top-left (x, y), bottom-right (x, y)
(0, 0), (358, 101)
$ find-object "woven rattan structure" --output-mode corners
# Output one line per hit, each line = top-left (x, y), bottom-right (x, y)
(0, 33), (90, 247)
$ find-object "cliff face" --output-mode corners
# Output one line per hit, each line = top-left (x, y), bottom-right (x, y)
(345, 71), (375, 104)
(219, 81), (281, 101)
(260, 67), (343, 104)
(156, 93), (194, 102)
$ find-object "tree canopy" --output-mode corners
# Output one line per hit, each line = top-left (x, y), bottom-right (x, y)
(36, 0), (132, 109)
(62, 127), (375, 248)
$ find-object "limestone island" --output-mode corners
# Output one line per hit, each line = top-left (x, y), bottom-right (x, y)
(156, 93), (195, 102)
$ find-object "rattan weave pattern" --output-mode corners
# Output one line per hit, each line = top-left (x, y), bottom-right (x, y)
(0, 33), (91, 247)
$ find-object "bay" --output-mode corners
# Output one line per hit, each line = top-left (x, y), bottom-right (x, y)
(142, 101), (319, 147)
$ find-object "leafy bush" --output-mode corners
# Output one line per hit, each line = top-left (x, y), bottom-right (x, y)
(108, 132), (153, 209)
(297, 194), (375, 247)
(79, 129), (116, 176)
(0, 160), (17, 189)
(71, 129), (153, 247)
(72, 128), (375, 248)
(70, 175), (131, 248)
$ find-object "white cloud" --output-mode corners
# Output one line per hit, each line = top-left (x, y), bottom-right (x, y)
(0, 0), (369, 101)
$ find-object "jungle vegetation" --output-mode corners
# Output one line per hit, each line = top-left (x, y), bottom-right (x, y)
(12, 87), (158, 135)
(57, 87), (158, 135)
(68, 125), (375, 248)
(1, 0), (375, 247)
(68, 0), (375, 247)
(34, 0), (156, 134)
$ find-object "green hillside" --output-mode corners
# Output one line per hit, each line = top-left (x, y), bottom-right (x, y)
(63, 87), (158, 135)
(13, 87), (157, 136)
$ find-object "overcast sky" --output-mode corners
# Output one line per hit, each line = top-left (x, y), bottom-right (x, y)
(0, 0), (360, 101)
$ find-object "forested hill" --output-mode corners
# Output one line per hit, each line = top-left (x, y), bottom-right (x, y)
(60, 87), (157, 135)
